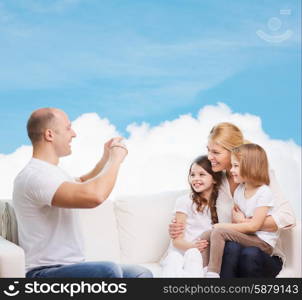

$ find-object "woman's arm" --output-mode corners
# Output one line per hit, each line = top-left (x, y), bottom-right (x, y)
(169, 215), (209, 253)
(260, 216), (278, 232)
(269, 169), (296, 229)
(232, 206), (278, 232)
(232, 205), (246, 223)
(215, 207), (270, 234)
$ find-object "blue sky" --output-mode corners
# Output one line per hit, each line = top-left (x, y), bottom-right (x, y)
(0, 0), (301, 154)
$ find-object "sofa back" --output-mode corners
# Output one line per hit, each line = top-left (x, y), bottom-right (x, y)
(2, 192), (301, 277)
(110, 191), (301, 277)
(79, 199), (121, 262)
(79, 189), (188, 264)
(114, 190), (189, 264)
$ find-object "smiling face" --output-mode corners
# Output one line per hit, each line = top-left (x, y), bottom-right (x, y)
(230, 155), (243, 183)
(52, 110), (77, 157)
(207, 140), (232, 172)
(189, 163), (215, 194)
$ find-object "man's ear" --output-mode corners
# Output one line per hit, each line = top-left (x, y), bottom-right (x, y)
(44, 129), (54, 142)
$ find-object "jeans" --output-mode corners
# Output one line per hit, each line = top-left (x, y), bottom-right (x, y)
(26, 261), (153, 278)
(220, 242), (283, 278)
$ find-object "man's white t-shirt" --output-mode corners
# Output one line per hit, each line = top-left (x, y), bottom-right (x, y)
(13, 158), (85, 272)
(233, 184), (279, 248)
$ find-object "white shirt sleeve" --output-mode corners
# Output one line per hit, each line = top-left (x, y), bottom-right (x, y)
(173, 194), (191, 215)
(233, 184), (242, 206)
(27, 170), (68, 207)
(255, 185), (274, 208)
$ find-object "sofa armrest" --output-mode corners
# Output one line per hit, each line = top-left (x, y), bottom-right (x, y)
(277, 222), (301, 278)
(0, 237), (25, 278)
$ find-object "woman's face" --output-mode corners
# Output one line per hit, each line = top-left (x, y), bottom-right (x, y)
(207, 140), (232, 172)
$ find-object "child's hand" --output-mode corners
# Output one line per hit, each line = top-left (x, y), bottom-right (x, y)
(213, 223), (224, 229)
(232, 205), (246, 223)
(194, 239), (208, 253)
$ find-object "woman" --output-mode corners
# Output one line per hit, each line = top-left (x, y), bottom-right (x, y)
(169, 122), (295, 277)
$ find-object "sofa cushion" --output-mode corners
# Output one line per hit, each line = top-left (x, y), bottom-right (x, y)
(114, 190), (189, 264)
(277, 222), (301, 277)
(79, 199), (121, 262)
(0, 237), (25, 277)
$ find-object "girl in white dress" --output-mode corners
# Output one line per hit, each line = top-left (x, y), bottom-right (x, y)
(161, 155), (222, 277)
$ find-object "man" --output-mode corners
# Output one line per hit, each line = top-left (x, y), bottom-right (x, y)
(13, 108), (152, 278)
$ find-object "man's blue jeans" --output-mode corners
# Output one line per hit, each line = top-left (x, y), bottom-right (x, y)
(221, 242), (283, 278)
(26, 261), (153, 278)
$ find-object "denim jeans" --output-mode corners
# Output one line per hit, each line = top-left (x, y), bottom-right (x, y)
(220, 242), (283, 278)
(26, 261), (153, 278)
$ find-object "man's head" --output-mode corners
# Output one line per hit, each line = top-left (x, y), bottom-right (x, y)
(27, 108), (76, 157)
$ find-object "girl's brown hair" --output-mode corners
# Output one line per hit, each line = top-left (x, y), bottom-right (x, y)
(189, 155), (222, 224)
(232, 143), (270, 186)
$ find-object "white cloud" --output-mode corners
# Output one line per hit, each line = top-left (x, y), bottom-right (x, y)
(0, 103), (300, 220)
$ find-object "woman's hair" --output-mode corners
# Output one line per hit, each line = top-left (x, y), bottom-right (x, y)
(188, 155), (222, 224)
(209, 122), (245, 150)
(232, 143), (270, 186)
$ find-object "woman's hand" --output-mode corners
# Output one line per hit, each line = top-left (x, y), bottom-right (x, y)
(194, 239), (208, 253)
(232, 205), (246, 223)
(168, 219), (184, 239)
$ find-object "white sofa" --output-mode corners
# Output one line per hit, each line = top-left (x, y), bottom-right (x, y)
(0, 190), (301, 278)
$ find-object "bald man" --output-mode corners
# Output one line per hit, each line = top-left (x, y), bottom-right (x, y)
(13, 108), (152, 278)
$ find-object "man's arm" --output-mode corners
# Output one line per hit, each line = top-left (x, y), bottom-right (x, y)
(78, 138), (118, 182)
(52, 143), (127, 209)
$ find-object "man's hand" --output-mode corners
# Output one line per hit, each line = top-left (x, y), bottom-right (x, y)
(232, 204), (246, 223)
(77, 137), (118, 183)
(109, 138), (128, 164)
(194, 239), (208, 253)
(103, 138), (115, 160)
(169, 219), (184, 239)
(103, 137), (125, 159)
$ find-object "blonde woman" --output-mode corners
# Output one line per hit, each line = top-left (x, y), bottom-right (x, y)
(201, 144), (279, 278)
(170, 122), (295, 278)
